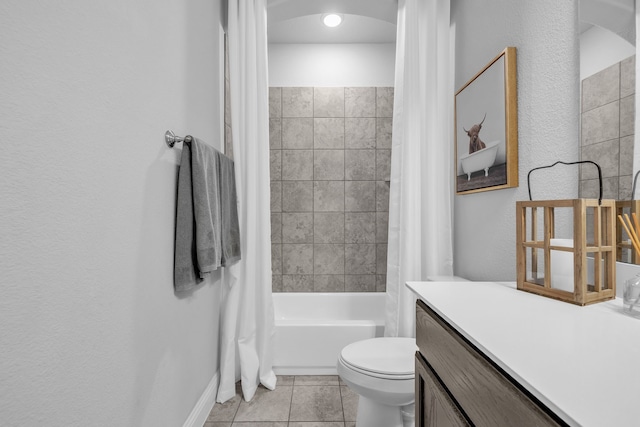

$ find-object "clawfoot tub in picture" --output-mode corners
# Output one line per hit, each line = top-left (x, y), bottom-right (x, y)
(459, 140), (500, 180)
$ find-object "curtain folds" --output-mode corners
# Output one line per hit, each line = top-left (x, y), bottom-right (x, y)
(217, 0), (277, 403)
(385, 0), (454, 338)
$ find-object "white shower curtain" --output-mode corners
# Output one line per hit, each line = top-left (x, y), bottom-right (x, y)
(217, 0), (277, 403)
(385, 0), (454, 338)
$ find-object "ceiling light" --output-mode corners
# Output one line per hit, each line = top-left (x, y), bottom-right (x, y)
(322, 14), (343, 28)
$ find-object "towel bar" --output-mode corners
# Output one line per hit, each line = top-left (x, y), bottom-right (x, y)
(165, 130), (193, 148)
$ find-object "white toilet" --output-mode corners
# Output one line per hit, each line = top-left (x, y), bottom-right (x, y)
(337, 337), (417, 427)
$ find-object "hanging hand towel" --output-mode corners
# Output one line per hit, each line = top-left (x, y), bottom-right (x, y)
(174, 142), (200, 291)
(189, 137), (223, 278)
(217, 152), (241, 266)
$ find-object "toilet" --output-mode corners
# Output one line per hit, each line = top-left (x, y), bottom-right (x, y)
(337, 337), (417, 427)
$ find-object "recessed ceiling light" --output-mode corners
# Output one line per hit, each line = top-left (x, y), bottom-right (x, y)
(322, 13), (343, 28)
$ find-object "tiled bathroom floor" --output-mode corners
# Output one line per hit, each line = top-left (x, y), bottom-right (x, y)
(205, 375), (358, 427)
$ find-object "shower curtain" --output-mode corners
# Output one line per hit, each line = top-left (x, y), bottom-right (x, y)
(217, 0), (277, 403)
(385, 0), (454, 337)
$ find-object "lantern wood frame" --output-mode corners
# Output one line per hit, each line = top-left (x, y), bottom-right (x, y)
(516, 198), (616, 306)
(615, 200), (640, 264)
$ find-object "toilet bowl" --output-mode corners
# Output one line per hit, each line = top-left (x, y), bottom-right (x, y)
(337, 337), (417, 427)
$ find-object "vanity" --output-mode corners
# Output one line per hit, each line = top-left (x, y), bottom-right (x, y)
(408, 280), (640, 426)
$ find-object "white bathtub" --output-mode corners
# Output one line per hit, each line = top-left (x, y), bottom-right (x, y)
(272, 292), (385, 375)
(460, 140), (500, 180)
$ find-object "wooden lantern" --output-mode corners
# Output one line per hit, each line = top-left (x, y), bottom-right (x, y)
(516, 161), (616, 306)
(615, 200), (640, 264)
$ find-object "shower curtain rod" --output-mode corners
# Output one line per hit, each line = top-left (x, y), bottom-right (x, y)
(165, 130), (193, 148)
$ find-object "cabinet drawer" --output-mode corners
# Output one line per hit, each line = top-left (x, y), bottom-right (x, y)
(416, 352), (470, 427)
(416, 300), (563, 427)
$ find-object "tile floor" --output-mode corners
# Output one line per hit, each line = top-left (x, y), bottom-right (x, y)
(205, 375), (358, 427)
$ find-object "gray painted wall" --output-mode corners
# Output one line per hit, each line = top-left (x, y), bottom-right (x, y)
(452, 1), (581, 280)
(1, 1), (225, 425)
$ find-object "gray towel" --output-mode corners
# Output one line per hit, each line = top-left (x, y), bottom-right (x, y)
(217, 152), (241, 266)
(189, 137), (222, 278)
(174, 142), (201, 291)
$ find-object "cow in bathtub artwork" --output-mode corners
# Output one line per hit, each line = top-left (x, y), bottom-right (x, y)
(454, 47), (517, 194)
(459, 114), (501, 182)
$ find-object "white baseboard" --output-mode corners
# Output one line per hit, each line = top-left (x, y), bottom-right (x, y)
(183, 371), (219, 427)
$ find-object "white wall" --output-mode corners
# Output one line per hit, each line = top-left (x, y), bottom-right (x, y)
(268, 43), (396, 86)
(581, 25), (635, 80)
(0, 1), (224, 426)
(452, 1), (581, 280)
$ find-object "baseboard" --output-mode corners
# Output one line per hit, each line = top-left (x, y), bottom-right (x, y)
(182, 371), (219, 427)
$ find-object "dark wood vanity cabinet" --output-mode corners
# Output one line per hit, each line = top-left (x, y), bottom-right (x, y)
(415, 299), (565, 427)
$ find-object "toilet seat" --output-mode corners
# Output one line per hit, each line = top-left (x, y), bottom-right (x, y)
(339, 337), (416, 380)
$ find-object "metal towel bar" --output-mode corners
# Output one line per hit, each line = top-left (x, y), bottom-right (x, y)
(165, 130), (193, 148)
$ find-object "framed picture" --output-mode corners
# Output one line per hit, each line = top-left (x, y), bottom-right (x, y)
(455, 47), (518, 195)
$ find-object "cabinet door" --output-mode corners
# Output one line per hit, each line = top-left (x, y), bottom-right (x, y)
(416, 353), (470, 427)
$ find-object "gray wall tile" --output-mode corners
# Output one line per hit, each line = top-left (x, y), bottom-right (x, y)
(282, 118), (314, 149)
(282, 213), (314, 243)
(582, 63), (619, 112)
(282, 150), (314, 180)
(315, 244), (345, 274)
(345, 212), (376, 243)
(580, 139), (619, 179)
(282, 181), (313, 212)
(620, 175), (633, 200)
(345, 118), (376, 149)
(282, 244), (314, 274)
(270, 150), (281, 181)
(345, 87), (376, 117)
(376, 244), (388, 275)
(314, 275), (345, 292)
(271, 212), (282, 244)
(376, 117), (393, 149)
(270, 86), (393, 293)
(345, 149), (376, 180)
(272, 274), (282, 292)
(314, 118), (345, 149)
(620, 135), (634, 177)
(315, 150), (345, 180)
(345, 181), (376, 212)
(580, 177), (619, 200)
(283, 274), (314, 292)
(272, 243), (282, 274)
(376, 181), (390, 212)
(269, 119), (281, 149)
(621, 55), (636, 98)
(345, 244), (376, 274)
(269, 87), (282, 118)
(314, 87), (345, 117)
(314, 181), (345, 212)
(283, 87), (313, 117)
(376, 212), (389, 243)
(314, 212), (345, 243)
(271, 181), (282, 212)
(376, 87), (394, 117)
(581, 101), (619, 146)
(376, 149), (391, 181)
(345, 275), (375, 292)
(620, 95), (635, 137)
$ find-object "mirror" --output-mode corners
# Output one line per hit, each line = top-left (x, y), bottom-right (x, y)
(579, 1), (636, 262)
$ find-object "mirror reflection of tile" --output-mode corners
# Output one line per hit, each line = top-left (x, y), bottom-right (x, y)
(579, 55), (635, 201)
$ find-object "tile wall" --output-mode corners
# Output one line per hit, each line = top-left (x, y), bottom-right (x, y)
(580, 55), (635, 199)
(269, 87), (394, 293)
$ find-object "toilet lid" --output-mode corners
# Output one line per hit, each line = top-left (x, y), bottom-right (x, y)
(340, 337), (417, 377)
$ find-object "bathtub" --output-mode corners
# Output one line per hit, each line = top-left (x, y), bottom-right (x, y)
(272, 292), (385, 375)
(460, 140), (500, 180)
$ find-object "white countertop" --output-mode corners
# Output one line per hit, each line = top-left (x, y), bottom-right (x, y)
(406, 281), (640, 427)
